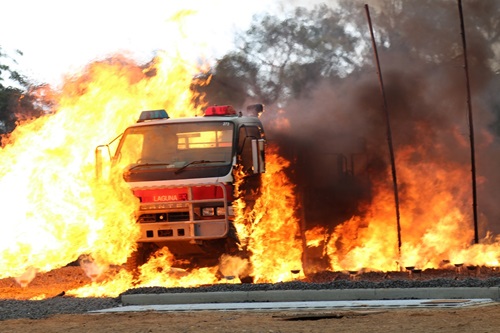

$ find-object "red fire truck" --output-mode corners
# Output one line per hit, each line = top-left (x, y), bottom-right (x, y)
(96, 104), (266, 274)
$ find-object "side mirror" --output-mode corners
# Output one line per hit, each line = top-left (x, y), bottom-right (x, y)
(251, 139), (266, 174)
(95, 144), (111, 180)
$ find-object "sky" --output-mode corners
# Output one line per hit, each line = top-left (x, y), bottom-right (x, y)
(0, 0), (329, 88)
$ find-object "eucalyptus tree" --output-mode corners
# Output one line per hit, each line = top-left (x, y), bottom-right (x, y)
(0, 46), (44, 135)
(196, 4), (363, 108)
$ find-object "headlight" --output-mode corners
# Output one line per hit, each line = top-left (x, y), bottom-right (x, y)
(201, 207), (215, 216)
(201, 206), (229, 217)
(216, 207), (226, 216)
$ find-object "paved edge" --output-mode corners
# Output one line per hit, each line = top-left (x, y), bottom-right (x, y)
(96, 298), (495, 313)
(121, 287), (500, 305)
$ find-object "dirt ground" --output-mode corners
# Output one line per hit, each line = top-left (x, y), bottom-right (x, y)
(1, 304), (499, 333)
(1, 266), (500, 332)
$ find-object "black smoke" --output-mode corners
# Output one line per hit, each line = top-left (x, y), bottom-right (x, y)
(262, 0), (500, 236)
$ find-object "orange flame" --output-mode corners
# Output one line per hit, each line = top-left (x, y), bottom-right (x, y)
(0, 50), (205, 285)
(325, 144), (499, 272)
(233, 145), (303, 282)
(1, 44), (307, 297)
(2, 13), (499, 299)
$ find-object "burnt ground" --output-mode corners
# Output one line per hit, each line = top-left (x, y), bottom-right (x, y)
(2, 265), (500, 300)
(1, 266), (500, 332)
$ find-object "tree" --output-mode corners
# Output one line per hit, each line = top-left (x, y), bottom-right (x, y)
(194, 5), (362, 107)
(192, 0), (500, 236)
(190, 55), (254, 109)
(0, 46), (44, 135)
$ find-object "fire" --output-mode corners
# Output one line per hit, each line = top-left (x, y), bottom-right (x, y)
(324, 143), (499, 272)
(0, 50), (204, 284)
(1, 10), (499, 300)
(68, 247), (220, 298)
(3, 49), (500, 298)
(1, 42), (306, 297)
(305, 226), (327, 248)
(233, 145), (303, 282)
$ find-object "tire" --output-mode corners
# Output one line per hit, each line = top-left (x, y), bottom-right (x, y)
(124, 243), (157, 276)
(225, 221), (241, 254)
(222, 222), (255, 283)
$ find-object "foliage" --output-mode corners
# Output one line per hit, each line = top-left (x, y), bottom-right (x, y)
(0, 46), (44, 135)
(193, 0), (500, 116)
(194, 4), (364, 107)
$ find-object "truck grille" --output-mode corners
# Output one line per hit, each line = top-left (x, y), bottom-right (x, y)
(138, 212), (190, 223)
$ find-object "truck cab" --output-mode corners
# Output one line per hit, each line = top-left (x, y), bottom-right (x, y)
(97, 105), (266, 270)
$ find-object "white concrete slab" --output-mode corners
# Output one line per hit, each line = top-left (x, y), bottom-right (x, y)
(120, 287), (500, 306)
(93, 298), (494, 313)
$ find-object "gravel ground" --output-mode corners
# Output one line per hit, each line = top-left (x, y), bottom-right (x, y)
(1, 267), (499, 321)
(122, 277), (500, 295)
(0, 297), (120, 321)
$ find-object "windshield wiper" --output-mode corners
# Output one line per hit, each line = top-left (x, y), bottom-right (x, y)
(174, 160), (224, 175)
(128, 163), (173, 171)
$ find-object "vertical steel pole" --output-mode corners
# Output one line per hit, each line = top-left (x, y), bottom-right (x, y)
(457, 0), (479, 244)
(364, 4), (402, 255)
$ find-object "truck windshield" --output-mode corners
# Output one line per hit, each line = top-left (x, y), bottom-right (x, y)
(114, 121), (234, 174)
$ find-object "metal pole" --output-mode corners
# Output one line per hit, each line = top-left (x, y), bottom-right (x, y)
(364, 4), (402, 254)
(457, 0), (479, 244)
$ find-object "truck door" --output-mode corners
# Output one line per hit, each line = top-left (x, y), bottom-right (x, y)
(237, 125), (265, 175)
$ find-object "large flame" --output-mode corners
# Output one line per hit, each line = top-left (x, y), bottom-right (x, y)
(321, 143), (499, 272)
(246, 147), (303, 282)
(2, 8), (499, 300)
(3, 47), (499, 297)
(233, 145), (303, 283)
(0, 50), (204, 283)
(65, 147), (303, 297)
(1, 41), (306, 298)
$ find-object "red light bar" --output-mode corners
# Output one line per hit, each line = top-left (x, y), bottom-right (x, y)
(204, 105), (237, 116)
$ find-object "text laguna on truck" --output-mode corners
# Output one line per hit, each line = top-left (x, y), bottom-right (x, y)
(95, 104), (266, 280)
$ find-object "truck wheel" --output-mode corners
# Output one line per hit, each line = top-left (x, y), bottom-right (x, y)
(225, 222), (241, 254)
(240, 275), (254, 284)
(125, 243), (157, 277)
(225, 222), (255, 283)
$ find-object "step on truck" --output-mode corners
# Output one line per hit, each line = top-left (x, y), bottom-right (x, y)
(95, 104), (266, 277)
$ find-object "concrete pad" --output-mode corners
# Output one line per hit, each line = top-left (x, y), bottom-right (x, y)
(95, 298), (495, 313)
(121, 287), (500, 306)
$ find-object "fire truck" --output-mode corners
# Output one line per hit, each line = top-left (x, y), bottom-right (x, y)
(96, 104), (266, 274)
